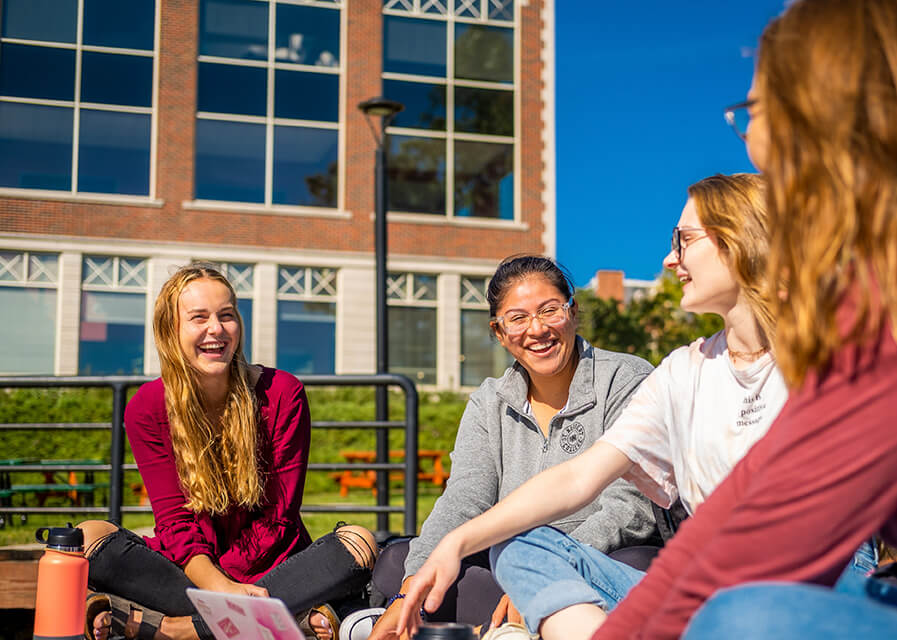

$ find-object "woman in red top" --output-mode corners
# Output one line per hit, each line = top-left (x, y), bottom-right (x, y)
(78, 264), (377, 640)
(594, 0), (897, 637)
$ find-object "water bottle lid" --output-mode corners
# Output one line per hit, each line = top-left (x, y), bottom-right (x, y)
(35, 523), (84, 551)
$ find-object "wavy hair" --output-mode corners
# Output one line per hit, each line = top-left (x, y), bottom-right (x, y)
(687, 173), (773, 347)
(756, 0), (897, 386)
(153, 263), (263, 514)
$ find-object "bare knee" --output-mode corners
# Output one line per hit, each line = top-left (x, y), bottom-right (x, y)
(77, 520), (119, 556)
(335, 525), (378, 570)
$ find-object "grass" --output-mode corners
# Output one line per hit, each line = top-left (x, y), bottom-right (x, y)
(0, 488), (443, 547)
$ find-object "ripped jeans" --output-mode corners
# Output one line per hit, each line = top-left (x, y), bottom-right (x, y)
(86, 524), (373, 639)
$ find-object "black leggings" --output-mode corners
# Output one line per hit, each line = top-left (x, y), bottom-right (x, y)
(87, 525), (372, 639)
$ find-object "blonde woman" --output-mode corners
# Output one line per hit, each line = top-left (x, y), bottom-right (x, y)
(78, 264), (376, 640)
(594, 1), (897, 638)
(398, 173), (791, 640)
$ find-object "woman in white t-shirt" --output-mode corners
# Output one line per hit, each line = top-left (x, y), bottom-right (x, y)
(395, 173), (788, 640)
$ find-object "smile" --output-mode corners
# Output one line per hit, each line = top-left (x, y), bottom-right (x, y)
(198, 342), (227, 354)
(527, 339), (558, 354)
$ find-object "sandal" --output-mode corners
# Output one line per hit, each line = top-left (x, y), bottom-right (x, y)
(84, 592), (112, 640)
(297, 603), (340, 640)
(108, 594), (165, 640)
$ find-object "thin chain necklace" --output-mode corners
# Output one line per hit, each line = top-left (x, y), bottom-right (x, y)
(728, 345), (769, 362)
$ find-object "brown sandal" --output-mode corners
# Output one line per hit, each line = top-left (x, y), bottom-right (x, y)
(297, 603), (340, 640)
(84, 592), (112, 640)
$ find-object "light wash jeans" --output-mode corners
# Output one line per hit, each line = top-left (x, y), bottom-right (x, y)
(489, 525), (881, 635)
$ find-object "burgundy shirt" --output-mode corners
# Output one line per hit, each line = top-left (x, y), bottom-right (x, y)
(596, 320), (897, 639)
(124, 367), (313, 583)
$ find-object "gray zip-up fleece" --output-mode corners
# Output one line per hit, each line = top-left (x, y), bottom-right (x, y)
(404, 336), (657, 577)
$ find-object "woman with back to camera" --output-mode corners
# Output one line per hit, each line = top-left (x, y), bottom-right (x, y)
(396, 173), (797, 640)
(594, 1), (897, 637)
(367, 255), (659, 639)
(78, 264), (377, 640)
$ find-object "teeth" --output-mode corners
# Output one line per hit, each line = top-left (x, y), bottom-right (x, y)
(199, 342), (225, 351)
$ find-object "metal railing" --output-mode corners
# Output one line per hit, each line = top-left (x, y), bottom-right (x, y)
(0, 373), (419, 535)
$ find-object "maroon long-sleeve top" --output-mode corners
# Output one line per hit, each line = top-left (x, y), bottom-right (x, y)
(124, 367), (313, 583)
(596, 310), (897, 639)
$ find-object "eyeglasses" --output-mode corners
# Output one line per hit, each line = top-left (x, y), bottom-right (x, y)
(493, 300), (572, 336)
(671, 226), (708, 260)
(723, 99), (756, 141)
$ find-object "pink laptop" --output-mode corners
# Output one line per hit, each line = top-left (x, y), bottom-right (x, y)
(187, 588), (307, 640)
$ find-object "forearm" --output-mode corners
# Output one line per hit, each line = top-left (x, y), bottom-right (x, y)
(184, 554), (236, 591)
(449, 442), (632, 558)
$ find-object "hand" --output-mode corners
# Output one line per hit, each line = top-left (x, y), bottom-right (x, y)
(396, 540), (463, 638)
(367, 601), (410, 640)
(219, 581), (270, 598)
(488, 593), (523, 631)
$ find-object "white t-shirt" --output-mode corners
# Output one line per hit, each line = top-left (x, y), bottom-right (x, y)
(600, 330), (788, 515)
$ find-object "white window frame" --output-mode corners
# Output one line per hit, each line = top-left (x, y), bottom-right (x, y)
(0, 0), (160, 202)
(192, 0), (346, 214)
(382, 0), (518, 222)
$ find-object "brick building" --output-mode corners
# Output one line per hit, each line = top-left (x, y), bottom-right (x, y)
(0, 0), (555, 390)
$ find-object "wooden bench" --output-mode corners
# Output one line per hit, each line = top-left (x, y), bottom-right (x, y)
(331, 449), (448, 497)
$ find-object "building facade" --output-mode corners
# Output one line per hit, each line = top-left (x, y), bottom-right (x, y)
(0, 0), (555, 390)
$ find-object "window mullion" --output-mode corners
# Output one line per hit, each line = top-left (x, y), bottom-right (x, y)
(264, 0), (276, 206)
(72, 0), (85, 194)
(446, 16), (455, 218)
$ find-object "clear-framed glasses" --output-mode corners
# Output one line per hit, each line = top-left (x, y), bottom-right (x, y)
(671, 226), (707, 260)
(493, 300), (572, 336)
(723, 99), (756, 141)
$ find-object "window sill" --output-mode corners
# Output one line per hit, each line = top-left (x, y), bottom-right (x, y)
(0, 188), (164, 207)
(182, 200), (352, 219)
(386, 212), (528, 230)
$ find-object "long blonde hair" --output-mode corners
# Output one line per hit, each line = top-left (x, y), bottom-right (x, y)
(153, 264), (263, 514)
(687, 173), (773, 346)
(757, 0), (897, 386)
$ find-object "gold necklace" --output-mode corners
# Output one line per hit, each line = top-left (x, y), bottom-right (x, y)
(728, 346), (769, 362)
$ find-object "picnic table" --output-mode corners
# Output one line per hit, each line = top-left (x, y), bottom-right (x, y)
(332, 449), (448, 497)
(0, 458), (109, 526)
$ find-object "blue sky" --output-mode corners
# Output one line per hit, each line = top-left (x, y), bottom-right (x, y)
(555, 1), (787, 285)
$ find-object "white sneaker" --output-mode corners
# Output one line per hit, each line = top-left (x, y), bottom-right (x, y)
(338, 607), (386, 640)
(480, 622), (539, 640)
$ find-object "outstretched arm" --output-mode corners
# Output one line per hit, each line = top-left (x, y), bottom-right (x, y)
(397, 441), (634, 637)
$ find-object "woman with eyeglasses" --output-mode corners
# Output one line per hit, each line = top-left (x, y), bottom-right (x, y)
(596, 1), (897, 638)
(367, 255), (658, 640)
(395, 173), (791, 640)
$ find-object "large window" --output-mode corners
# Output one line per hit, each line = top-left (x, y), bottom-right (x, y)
(195, 0), (342, 207)
(276, 265), (337, 374)
(382, 1), (514, 219)
(0, 0), (155, 195)
(459, 275), (511, 386)
(79, 255), (147, 375)
(387, 272), (437, 384)
(0, 251), (59, 374)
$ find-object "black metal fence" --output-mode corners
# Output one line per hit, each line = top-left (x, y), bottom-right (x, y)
(0, 373), (419, 535)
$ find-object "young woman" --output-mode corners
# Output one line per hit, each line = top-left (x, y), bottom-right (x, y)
(396, 173), (791, 640)
(78, 264), (377, 640)
(597, 2), (897, 637)
(368, 255), (659, 639)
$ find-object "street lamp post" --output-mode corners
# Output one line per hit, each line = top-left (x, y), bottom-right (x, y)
(358, 97), (403, 534)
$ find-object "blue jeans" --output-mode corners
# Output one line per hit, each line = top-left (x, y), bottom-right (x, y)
(683, 581), (897, 639)
(490, 525), (880, 635)
(490, 526), (646, 634)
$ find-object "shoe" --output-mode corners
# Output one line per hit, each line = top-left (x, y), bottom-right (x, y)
(480, 622), (539, 640)
(83, 593), (165, 640)
(298, 603), (341, 640)
(338, 607), (385, 640)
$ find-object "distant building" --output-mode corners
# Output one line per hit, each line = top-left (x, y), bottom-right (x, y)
(0, 0), (555, 390)
(588, 269), (657, 305)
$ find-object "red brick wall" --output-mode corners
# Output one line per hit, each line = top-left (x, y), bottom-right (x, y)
(0, 0), (549, 260)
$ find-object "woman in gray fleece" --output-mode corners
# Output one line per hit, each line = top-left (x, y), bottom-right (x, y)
(368, 255), (657, 639)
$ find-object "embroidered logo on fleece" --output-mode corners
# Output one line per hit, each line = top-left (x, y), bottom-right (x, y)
(559, 422), (585, 454)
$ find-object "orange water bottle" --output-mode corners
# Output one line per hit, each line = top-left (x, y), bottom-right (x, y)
(33, 524), (89, 640)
